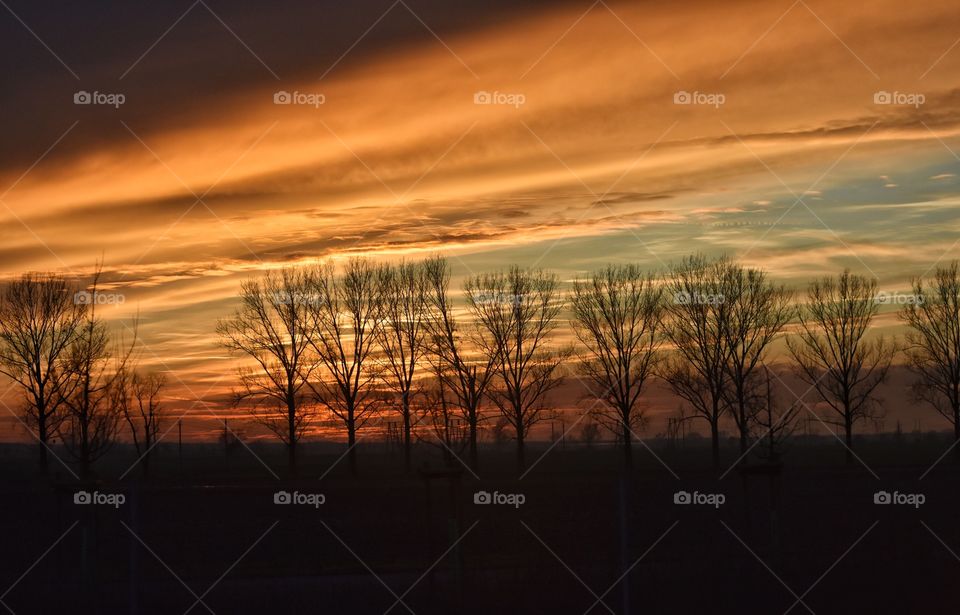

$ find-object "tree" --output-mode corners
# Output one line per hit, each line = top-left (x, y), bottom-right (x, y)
(217, 268), (321, 474)
(466, 266), (569, 471)
(423, 255), (498, 471)
(377, 261), (429, 472)
(900, 262), (960, 442)
(721, 263), (793, 455)
(419, 376), (468, 467)
(749, 365), (801, 464)
(661, 255), (734, 468)
(0, 273), (85, 472)
(570, 264), (664, 468)
(58, 271), (136, 478)
(787, 270), (894, 463)
(306, 260), (383, 475)
(116, 369), (166, 478)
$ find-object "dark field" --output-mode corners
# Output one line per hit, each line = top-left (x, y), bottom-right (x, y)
(1, 434), (957, 614)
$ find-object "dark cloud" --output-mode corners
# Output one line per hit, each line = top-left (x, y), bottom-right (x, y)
(0, 0), (580, 173)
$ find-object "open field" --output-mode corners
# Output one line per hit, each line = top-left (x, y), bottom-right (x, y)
(2, 434), (958, 614)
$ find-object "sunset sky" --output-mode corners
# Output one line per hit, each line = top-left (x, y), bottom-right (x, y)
(1, 0), (959, 438)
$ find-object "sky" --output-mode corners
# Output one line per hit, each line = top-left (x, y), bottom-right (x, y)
(0, 0), (958, 439)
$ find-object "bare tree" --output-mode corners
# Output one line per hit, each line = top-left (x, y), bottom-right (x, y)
(571, 264), (664, 468)
(722, 263), (794, 455)
(419, 375), (468, 466)
(217, 268), (321, 474)
(0, 273), (85, 472)
(423, 255), (497, 470)
(377, 261), (429, 472)
(306, 260), (383, 475)
(466, 266), (569, 471)
(661, 254), (734, 469)
(787, 270), (894, 462)
(900, 262), (960, 443)
(749, 366), (801, 464)
(115, 369), (166, 477)
(58, 272), (137, 478)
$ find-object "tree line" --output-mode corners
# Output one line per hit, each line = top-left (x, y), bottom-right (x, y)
(0, 267), (163, 477)
(1, 255), (959, 477)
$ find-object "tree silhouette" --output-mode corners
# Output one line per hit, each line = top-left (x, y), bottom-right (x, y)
(661, 255), (734, 469)
(115, 369), (166, 478)
(376, 261), (429, 472)
(900, 262), (960, 443)
(217, 268), (321, 474)
(787, 270), (894, 462)
(305, 260), (383, 475)
(420, 376), (468, 467)
(571, 264), (664, 469)
(423, 255), (497, 471)
(57, 270), (136, 478)
(0, 273), (85, 472)
(749, 365), (801, 464)
(466, 266), (569, 471)
(721, 262), (793, 456)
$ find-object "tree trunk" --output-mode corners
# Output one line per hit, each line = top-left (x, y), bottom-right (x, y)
(954, 404), (960, 441)
(954, 405), (960, 463)
(287, 398), (298, 477)
(468, 411), (479, 471)
(844, 416), (854, 464)
(622, 416), (633, 470)
(402, 392), (412, 473)
(81, 415), (91, 479)
(738, 401), (749, 455)
(710, 418), (720, 470)
(516, 425), (526, 472)
(347, 414), (357, 475)
(37, 413), (49, 474)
